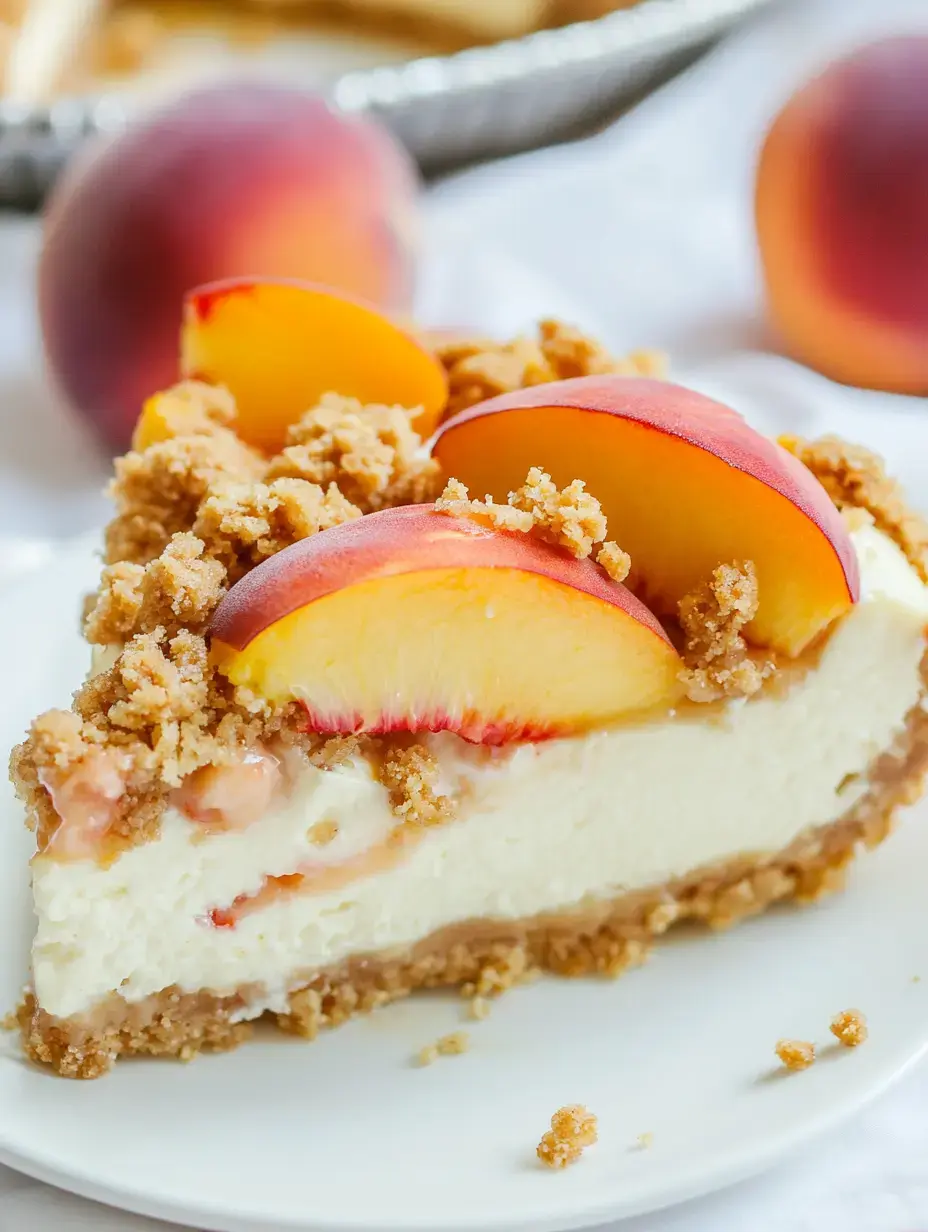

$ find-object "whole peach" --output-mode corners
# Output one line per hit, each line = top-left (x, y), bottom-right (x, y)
(39, 83), (419, 450)
(756, 36), (928, 393)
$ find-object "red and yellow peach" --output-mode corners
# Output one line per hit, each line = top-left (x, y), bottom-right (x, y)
(756, 36), (928, 393)
(39, 83), (419, 450)
(211, 504), (683, 743)
(181, 280), (448, 452)
(431, 376), (859, 655)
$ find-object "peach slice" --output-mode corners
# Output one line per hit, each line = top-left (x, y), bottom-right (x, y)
(181, 279), (449, 453)
(210, 505), (682, 743)
(431, 376), (859, 656)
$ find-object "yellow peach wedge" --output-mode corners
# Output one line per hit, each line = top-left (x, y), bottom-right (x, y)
(431, 376), (859, 656)
(210, 505), (683, 744)
(181, 279), (448, 453)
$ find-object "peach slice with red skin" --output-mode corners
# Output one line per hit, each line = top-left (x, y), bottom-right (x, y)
(181, 279), (449, 453)
(430, 376), (859, 656)
(210, 504), (683, 743)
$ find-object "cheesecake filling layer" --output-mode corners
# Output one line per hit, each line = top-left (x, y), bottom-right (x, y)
(30, 524), (928, 1021)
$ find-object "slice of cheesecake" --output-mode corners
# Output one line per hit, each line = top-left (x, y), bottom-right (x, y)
(11, 281), (928, 1078)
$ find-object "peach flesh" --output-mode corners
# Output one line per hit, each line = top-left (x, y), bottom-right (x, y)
(39, 83), (418, 451)
(181, 279), (448, 452)
(431, 376), (859, 656)
(211, 505), (682, 743)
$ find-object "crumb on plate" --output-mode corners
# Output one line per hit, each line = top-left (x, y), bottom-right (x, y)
(775, 1038), (815, 1071)
(830, 1008), (868, 1048)
(417, 1031), (470, 1066)
(537, 1104), (598, 1170)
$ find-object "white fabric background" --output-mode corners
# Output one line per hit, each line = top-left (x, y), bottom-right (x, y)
(2, 0), (928, 1225)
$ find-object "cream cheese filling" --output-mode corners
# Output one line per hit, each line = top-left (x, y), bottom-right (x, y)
(32, 525), (928, 1020)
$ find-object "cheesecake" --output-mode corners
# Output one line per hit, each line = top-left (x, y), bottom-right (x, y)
(11, 279), (928, 1078)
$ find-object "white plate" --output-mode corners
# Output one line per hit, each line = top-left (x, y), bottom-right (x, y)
(1, 539), (927, 1232)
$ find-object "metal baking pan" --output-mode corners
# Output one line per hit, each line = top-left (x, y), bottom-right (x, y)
(0, 0), (770, 207)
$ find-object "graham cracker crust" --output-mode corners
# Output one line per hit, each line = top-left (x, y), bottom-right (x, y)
(17, 649), (928, 1078)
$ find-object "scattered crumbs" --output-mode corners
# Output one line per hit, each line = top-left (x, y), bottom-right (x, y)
(775, 1039), (816, 1071)
(417, 1031), (470, 1066)
(468, 996), (491, 1021)
(537, 1105), (599, 1170)
(307, 820), (339, 847)
(635, 1132), (654, 1150)
(830, 1009), (868, 1048)
(0, 1011), (16, 1032)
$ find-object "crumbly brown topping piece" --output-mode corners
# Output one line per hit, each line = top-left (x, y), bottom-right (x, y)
(775, 1039), (815, 1071)
(416, 1031), (470, 1066)
(104, 423), (265, 567)
(780, 435), (928, 582)
(10, 627), (278, 851)
(437, 319), (665, 420)
(537, 1105), (598, 1169)
(378, 742), (455, 835)
(266, 393), (441, 512)
(191, 476), (359, 585)
(436, 468), (630, 579)
(85, 533), (226, 644)
(830, 1008), (868, 1048)
(678, 561), (774, 704)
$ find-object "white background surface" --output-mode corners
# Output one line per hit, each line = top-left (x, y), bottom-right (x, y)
(1, 0), (928, 1226)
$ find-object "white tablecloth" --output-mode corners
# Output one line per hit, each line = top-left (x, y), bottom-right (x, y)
(2, 0), (928, 1226)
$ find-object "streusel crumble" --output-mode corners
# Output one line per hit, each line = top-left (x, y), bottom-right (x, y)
(830, 1009), (868, 1048)
(537, 1105), (599, 1169)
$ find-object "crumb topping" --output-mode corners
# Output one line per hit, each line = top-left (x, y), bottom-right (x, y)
(437, 319), (666, 420)
(85, 533), (226, 644)
(266, 393), (441, 512)
(830, 1008), (868, 1048)
(378, 742), (456, 835)
(104, 426), (264, 567)
(191, 477), (359, 585)
(537, 1104), (598, 1169)
(436, 467), (629, 577)
(678, 561), (774, 703)
(775, 1039), (815, 1071)
(780, 436), (928, 583)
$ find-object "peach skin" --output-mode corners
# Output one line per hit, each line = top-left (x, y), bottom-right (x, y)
(431, 376), (859, 656)
(181, 280), (449, 453)
(39, 83), (419, 451)
(210, 504), (683, 743)
(756, 36), (928, 393)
